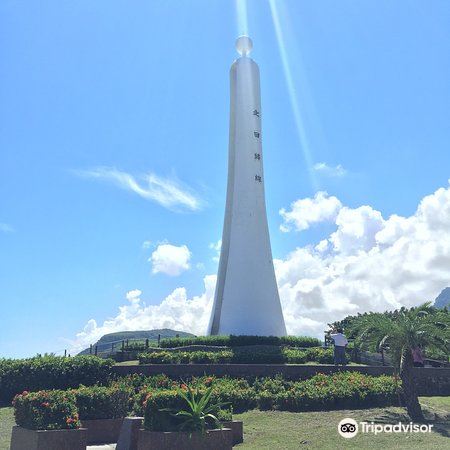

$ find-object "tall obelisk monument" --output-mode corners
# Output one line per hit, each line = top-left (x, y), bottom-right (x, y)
(208, 36), (287, 336)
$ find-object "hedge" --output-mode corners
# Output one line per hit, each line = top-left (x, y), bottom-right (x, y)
(74, 385), (131, 420)
(133, 372), (400, 416)
(12, 373), (401, 429)
(159, 335), (321, 348)
(142, 387), (233, 432)
(0, 356), (114, 402)
(13, 390), (80, 430)
(134, 376), (257, 416)
(138, 347), (340, 365)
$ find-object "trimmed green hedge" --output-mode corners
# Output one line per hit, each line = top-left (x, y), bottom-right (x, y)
(0, 356), (114, 402)
(75, 385), (131, 420)
(13, 390), (80, 430)
(133, 372), (400, 417)
(138, 347), (340, 365)
(160, 335), (321, 348)
(12, 372), (400, 429)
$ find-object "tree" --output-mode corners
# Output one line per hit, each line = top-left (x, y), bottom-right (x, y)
(349, 303), (449, 420)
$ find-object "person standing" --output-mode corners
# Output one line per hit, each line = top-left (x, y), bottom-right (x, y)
(330, 328), (348, 366)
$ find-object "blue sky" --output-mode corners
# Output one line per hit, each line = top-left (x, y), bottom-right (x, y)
(1, 1), (450, 357)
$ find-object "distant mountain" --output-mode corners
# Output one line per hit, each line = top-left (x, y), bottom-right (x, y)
(434, 287), (450, 309)
(78, 328), (195, 355)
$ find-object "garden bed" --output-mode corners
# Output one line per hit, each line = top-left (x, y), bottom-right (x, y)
(137, 346), (350, 365)
(137, 428), (233, 450)
(10, 426), (87, 450)
(81, 418), (123, 445)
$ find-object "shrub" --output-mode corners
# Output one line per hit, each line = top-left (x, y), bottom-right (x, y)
(138, 350), (233, 365)
(13, 390), (80, 430)
(0, 356), (114, 402)
(134, 372), (399, 416)
(275, 372), (400, 411)
(231, 347), (285, 364)
(209, 378), (257, 413)
(160, 335), (321, 348)
(138, 352), (179, 365)
(143, 390), (186, 431)
(74, 385), (131, 420)
(138, 347), (335, 365)
(190, 351), (233, 364)
(282, 348), (308, 364)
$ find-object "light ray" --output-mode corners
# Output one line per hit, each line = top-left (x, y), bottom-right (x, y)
(269, 0), (318, 190)
(235, 0), (249, 36)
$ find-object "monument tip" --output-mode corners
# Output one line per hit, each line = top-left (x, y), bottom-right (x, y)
(236, 35), (253, 56)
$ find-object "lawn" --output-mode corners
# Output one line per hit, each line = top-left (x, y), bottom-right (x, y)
(0, 407), (13, 450)
(234, 397), (450, 449)
(0, 398), (448, 450)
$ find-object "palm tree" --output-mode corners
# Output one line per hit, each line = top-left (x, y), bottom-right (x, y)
(349, 303), (449, 420)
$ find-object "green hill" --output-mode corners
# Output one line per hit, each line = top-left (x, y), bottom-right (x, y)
(434, 287), (450, 309)
(78, 328), (195, 355)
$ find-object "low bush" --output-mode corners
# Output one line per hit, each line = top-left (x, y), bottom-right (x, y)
(138, 350), (233, 365)
(74, 385), (131, 420)
(160, 335), (321, 349)
(283, 347), (336, 364)
(138, 347), (337, 365)
(0, 356), (114, 402)
(13, 390), (80, 430)
(232, 347), (285, 364)
(135, 372), (400, 418)
(142, 389), (186, 431)
(274, 372), (399, 411)
(138, 352), (179, 364)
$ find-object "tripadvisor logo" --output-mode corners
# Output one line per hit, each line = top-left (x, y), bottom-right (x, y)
(338, 418), (358, 438)
(338, 418), (434, 438)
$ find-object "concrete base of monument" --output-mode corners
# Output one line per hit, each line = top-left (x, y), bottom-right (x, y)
(136, 428), (233, 450)
(10, 426), (87, 450)
(81, 418), (124, 445)
(222, 420), (243, 444)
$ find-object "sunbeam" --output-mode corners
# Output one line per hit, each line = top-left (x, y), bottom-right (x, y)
(235, 0), (249, 36)
(269, 0), (318, 190)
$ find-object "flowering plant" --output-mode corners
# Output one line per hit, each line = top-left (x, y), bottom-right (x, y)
(13, 389), (80, 430)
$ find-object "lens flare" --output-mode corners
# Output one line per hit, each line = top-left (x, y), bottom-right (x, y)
(269, 0), (318, 190)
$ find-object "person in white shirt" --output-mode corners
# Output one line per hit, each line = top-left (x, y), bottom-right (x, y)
(330, 328), (348, 365)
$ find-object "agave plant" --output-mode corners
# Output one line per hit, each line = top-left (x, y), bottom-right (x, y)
(162, 384), (229, 434)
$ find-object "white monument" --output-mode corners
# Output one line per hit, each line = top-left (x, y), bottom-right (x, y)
(208, 36), (287, 336)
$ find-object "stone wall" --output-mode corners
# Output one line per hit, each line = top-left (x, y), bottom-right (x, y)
(411, 367), (450, 396)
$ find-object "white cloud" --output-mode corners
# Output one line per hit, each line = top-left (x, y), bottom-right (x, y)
(330, 206), (385, 254)
(313, 162), (347, 177)
(75, 167), (203, 212)
(209, 239), (222, 262)
(70, 276), (216, 353)
(0, 223), (14, 233)
(280, 191), (342, 232)
(71, 181), (450, 348)
(150, 243), (191, 276)
(142, 240), (152, 250)
(276, 181), (450, 336)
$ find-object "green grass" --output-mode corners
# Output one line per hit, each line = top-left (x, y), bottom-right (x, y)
(234, 398), (449, 450)
(0, 407), (13, 450)
(114, 359), (140, 366)
(1, 398), (448, 450)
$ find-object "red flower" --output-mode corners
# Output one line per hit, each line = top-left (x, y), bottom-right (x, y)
(41, 402), (50, 408)
(180, 384), (188, 391)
